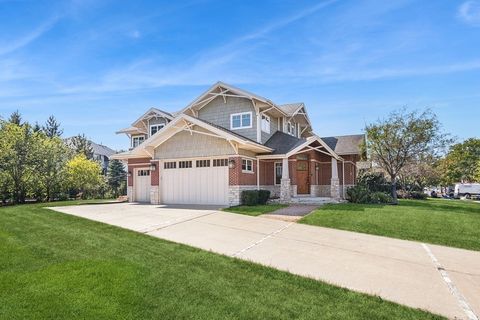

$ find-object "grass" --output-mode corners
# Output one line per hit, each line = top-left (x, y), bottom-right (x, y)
(223, 204), (288, 216)
(300, 199), (480, 251)
(0, 202), (443, 319)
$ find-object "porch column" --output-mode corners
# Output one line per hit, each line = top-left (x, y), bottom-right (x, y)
(280, 157), (291, 202)
(331, 157), (340, 199)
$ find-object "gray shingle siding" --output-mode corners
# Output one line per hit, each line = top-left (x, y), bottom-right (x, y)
(198, 96), (258, 142)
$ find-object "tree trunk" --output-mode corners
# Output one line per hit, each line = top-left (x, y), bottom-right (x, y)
(391, 175), (398, 205)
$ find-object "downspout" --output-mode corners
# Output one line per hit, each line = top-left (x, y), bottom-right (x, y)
(257, 158), (260, 190)
(342, 159), (345, 199)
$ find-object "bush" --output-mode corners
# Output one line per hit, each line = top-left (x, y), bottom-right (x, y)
(397, 190), (428, 200)
(346, 186), (370, 204)
(357, 172), (391, 193)
(241, 190), (271, 206)
(369, 192), (393, 204)
(258, 190), (271, 205)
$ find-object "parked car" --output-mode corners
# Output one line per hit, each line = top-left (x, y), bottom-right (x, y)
(454, 183), (480, 199)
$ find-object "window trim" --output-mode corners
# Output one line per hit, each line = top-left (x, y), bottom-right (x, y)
(242, 158), (254, 173)
(230, 112), (253, 130)
(274, 162), (282, 185)
(261, 114), (271, 134)
(150, 123), (165, 136)
(131, 135), (145, 148)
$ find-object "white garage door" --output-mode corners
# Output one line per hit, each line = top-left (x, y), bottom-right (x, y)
(161, 158), (229, 205)
(135, 169), (151, 202)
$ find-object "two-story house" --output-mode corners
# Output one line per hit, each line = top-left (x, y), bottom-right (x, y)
(112, 81), (365, 206)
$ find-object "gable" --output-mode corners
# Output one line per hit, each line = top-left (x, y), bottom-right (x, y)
(154, 125), (235, 159)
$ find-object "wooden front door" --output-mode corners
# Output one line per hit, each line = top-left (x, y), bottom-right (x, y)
(296, 160), (310, 194)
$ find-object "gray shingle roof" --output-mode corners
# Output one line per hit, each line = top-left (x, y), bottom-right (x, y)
(264, 131), (306, 154)
(90, 141), (116, 157)
(277, 103), (303, 115)
(320, 134), (365, 155)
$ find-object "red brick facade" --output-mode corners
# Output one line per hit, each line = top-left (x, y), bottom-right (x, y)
(150, 160), (160, 186)
(228, 156), (257, 186)
(127, 157), (152, 187)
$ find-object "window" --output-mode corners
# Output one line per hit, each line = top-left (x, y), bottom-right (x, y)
(164, 161), (176, 169)
(287, 122), (296, 136)
(137, 169), (150, 176)
(150, 124), (165, 136)
(132, 135), (145, 148)
(242, 159), (253, 173)
(275, 162), (282, 185)
(261, 114), (270, 133)
(213, 159), (228, 167)
(230, 112), (252, 130)
(178, 160), (192, 168)
(196, 159), (210, 168)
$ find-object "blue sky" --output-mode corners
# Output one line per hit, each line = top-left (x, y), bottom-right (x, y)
(0, 0), (479, 150)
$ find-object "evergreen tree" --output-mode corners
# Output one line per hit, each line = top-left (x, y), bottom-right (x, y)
(43, 115), (63, 138)
(8, 110), (22, 125)
(33, 122), (42, 132)
(69, 134), (94, 159)
(107, 159), (126, 197)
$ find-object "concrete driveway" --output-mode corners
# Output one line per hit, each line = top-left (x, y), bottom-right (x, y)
(52, 203), (480, 320)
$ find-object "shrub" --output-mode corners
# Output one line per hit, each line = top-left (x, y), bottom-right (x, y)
(357, 172), (391, 193)
(241, 190), (271, 206)
(369, 192), (393, 204)
(397, 190), (428, 200)
(258, 190), (271, 205)
(346, 186), (370, 204)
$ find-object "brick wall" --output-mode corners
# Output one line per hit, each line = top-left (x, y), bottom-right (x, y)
(151, 160), (159, 186)
(229, 156), (257, 186)
(127, 157), (152, 187)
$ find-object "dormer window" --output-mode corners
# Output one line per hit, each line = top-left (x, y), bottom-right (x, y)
(230, 112), (252, 130)
(150, 124), (165, 136)
(287, 122), (296, 136)
(261, 114), (270, 133)
(132, 135), (145, 148)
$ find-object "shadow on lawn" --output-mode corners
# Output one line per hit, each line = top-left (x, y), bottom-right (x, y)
(399, 199), (480, 214)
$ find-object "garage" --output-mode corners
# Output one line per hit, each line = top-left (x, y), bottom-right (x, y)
(134, 169), (151, 202)
(161, 158), (229, 205)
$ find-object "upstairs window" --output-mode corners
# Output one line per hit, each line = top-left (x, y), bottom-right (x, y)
(231, 112), (252, 130)
(132, 135), (145, 148)
(261, 114), (270, 133)
(150, 124), (165, 136)
(287, 122), (296, 137)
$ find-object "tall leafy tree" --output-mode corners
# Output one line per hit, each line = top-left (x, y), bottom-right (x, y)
(8, 110), (22, 125)
(43, 115), (63, 138)
(439, 138), (480, 184)
(66, 154), (104, 199)
(0, 121), (40, 203)
(107, 159), (126, 197)
(69, 134), (94, 159)
(365, 108), (450, 203)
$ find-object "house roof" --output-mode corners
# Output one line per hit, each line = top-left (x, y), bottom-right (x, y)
(131, 107), (174, 126)
(320, 134), (365, 155)
(277, 103), (304, 116)
(91, 141), (116, 157)
(264, 131), (307, 154)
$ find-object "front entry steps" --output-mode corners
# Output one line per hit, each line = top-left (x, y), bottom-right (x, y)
(290, 196), (339, 205)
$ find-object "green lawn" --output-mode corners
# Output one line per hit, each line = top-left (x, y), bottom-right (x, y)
(223, 204), (287, 216)
(0, 202), (443, 319)
(300, 199), (480, 251)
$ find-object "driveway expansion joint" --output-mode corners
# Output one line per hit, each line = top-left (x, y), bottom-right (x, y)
(422, 243), (479, 320)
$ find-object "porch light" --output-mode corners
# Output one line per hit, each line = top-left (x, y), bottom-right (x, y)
(149, 163), (157, 171)
(228, 159), (236, 169)
(127, 171), (132, 177)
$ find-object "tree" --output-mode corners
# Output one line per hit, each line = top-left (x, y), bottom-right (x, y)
(365, 108), (450, 203)
(107, 159), (126, 197)
(66, 154), (104, 198)
(35, 135), (72, 201)
(43, 115), (63, 138)
(476, 160), (480, 182)
(69, 134), (94, 159)
(439, 138), (480, 184)
(8, 110), (22, 125)
(0, 121), (40, 203)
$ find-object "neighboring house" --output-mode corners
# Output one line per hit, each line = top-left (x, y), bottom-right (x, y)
(112, 81), (365, 206)
(65, 138), (117, 174)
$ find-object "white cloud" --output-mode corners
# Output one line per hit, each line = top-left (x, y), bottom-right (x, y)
(458, 1), (480, 26)
(0, 15), (59, 56)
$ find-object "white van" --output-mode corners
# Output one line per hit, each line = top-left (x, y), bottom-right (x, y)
(454, 183), (480, 199)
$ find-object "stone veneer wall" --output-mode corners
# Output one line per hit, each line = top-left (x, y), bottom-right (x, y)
(150, 186), (160, 205)
(127, 186), (133, 202)
(228, 185), (257, 206)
